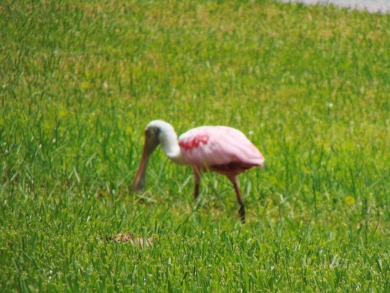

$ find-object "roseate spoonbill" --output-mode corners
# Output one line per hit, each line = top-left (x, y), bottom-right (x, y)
(133, 120), (265, 223)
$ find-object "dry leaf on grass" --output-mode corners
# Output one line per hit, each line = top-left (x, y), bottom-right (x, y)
(99, 233), (156, 247)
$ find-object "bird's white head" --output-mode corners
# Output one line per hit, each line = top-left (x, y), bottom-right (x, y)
(133, 120), (181, 192)
(145, 120), (175, 140)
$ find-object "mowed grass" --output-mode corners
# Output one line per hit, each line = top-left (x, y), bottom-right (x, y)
(1, 0), (389, 291)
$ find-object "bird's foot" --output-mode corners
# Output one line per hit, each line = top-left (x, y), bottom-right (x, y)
(239, 206), (245, 224)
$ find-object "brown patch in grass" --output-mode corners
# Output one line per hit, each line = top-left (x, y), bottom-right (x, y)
(100, 233), (156, 247)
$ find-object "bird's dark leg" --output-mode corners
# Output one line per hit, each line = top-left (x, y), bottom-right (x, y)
(229, 176), (245, 223)
(193, 167), (201, 201)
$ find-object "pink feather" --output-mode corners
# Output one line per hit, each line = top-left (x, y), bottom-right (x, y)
(179, 126), (264, 171)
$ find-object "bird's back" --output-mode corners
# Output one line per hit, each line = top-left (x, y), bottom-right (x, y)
(178, 126), (264, 171)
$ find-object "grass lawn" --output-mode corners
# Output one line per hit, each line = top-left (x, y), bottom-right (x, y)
(1, 0), (389, 291)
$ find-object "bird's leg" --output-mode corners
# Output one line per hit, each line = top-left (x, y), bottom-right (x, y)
(193, 167), (201, 201)
(229, 176), (245, 223)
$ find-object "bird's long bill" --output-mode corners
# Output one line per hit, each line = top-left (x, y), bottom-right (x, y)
(133, 150), (149, 192)
(133, 134), (158, 192)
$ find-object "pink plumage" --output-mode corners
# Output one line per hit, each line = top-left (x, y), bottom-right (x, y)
(178, 126), (264, 171)
(133, 120), (265, 223)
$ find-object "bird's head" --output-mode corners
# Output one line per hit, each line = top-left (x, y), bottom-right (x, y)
(133, 120), (175, 192)
(143, 123), (160, 155)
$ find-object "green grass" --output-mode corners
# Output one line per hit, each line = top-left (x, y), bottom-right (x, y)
(1, 0), (389, 291)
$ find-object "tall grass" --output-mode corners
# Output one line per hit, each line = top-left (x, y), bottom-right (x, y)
(1, 0), (389, 291)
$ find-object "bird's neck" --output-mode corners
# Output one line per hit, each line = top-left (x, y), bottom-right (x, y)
(160, 130), (186, 165)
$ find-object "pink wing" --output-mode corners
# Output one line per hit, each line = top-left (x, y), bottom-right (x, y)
(178, 126), (264, 169)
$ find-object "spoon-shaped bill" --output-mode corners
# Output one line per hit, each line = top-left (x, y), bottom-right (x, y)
(133, 131), (159, 192)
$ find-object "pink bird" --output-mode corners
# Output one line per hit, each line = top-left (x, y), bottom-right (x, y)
(133, 120), (265, 223)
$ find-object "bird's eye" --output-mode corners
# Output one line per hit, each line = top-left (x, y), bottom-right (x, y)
(145, 127), (159, 136)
